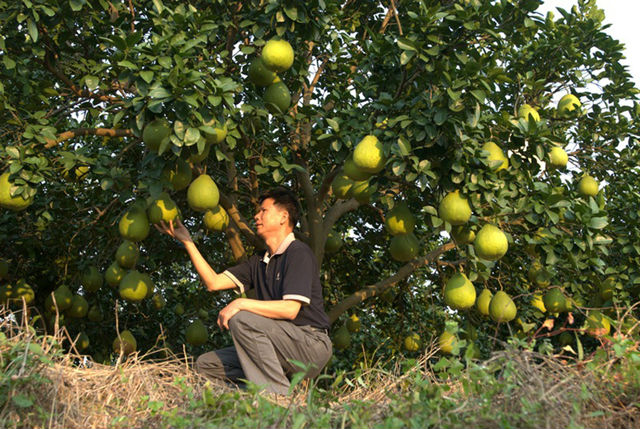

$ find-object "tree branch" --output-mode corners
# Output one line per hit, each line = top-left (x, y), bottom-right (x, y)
(218, 192), (263, 250)
(44, 128), (133, 148)
(327, 242), (456, 323)
(391, 0), (403, 36)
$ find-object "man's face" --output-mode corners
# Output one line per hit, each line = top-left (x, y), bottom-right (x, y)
(254, 198), (288, 238)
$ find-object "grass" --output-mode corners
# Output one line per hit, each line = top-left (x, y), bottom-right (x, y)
(2, 307), (640, 428)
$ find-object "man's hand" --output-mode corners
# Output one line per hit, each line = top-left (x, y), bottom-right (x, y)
(218, 298), (247, 330)
(154, 218), (193, 244)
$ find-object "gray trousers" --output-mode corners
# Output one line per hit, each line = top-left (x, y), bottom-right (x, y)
(194, 310), (332, 395)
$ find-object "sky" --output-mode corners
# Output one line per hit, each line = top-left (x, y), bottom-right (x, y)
(537, 0), (640, 86)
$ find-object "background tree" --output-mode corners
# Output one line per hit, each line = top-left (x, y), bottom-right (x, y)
(1, 0), (638, 365)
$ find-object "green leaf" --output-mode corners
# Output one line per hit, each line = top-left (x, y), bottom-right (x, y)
(149, 86), (171, 99)
(326, 118), (339, 131)
(140, 71), (154, 83)
(283, 4), (298, 20)
(470, 89), (485, 102)
(117, 60), (138, 70)
(588, 217), (608, 229)
(69, 0), (84, 12)
(11, 394), (33, 408)
(397, 38), (417, 51)
(27, 19), (38, 42)
(84, 75), (99, 90)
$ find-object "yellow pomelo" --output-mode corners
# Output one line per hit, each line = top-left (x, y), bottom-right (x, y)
(577, 175), (598, 197)
(385, 202), (416, 235)
(203, 205), (229, 232)
(481, 142), (509, 171)
(115, 240), (139, 269)
(531, 293), (546, 313)
(557, 93), (581, 117)
(444, 273), (476, 310)
(203, 119), (228, 145)
(586, 311), (610, 337)
(67, 294), (89, 318)
(261, 38), (294, 72)
(119, 270), (149, 302)
(81, 266), (103, 293)
(331, 174), (354, 199)
(0, 172), (34, 211)
(346, 314), (361, 333)
(142, 119), (171, 152)
(476, 288), (492, 316)
(248, 57), (279, 86)
(162, 158), (192, 191)
(548, 146), (568, 169)
(333, 325), (351, 350)
(113, 329), (137, 355)
(438, 331), (458, 355)
(147, 192), (179, 224)
(451, 225), (475, 245)
(404, 333), (421, 352)
(152, 293), (166, 310)
(118, 208), (150, 242)
(0, 259), (8, 279)
(45, 285), (73, 312)
(474, 224), (508, 261)
(264, 81), (291, 114)
(141, 273), (155, 299)
(353, 135), (386, 174)
(389, 233), (420, 262)
(343, 157), (373, 181)
(186, 319), (209, 346)
(518, 104), (540, 122)
(87, 305), (103, 322)
(76, 332), (90, 351)
(489, 291), (517, 323)
(324, 231), (343, 254)
(543, 288), (567, 313)
(349, 179), (376, 204)
(187, 174), (220, 212)
(438, 190), (472, 225)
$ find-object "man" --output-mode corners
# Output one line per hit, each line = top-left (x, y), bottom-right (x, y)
(156, 187), (332, 395)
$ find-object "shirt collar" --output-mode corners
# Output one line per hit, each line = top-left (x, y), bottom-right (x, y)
(262, 232), (296, 264)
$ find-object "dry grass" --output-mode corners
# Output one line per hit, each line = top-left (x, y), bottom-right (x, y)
(2, 307), (640, 429)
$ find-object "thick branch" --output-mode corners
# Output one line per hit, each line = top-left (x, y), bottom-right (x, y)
(219, 192), (263, 250)
(317, 167), (341, 207)
(322, 198), (360, 238)
(327, 242), (456, 323)
(45, 128), (133, 148)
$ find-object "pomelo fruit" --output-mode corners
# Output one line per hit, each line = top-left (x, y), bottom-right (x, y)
(118, 208), (150, 242)
(187, 174), (220, 212)
(0, 172), (34, 211)
(439, 190), (471, 225)
(45, 285), (73, 312)
(152, 293), (166, 310)
(404, 333), (421, 352)
(67, 295), (89, 318)
(577, 175), (598, 197)
(476, 288), (492, 316)
(518, 104), (540, 122)
(451, 225), (475, 245)
(119, 270), (149, 302)
(264, 81), (291, 114)
(76, 332), (90, 351)
(349, 180), (375, 204)
(10, 280), (35, 306)
(528, 261), (551, 287)
(548, 146), (568, 169)
(261, 39), (294, 72)
(162, 158), (192, 191)
(389, 233), (420, 262)
(599, 277), (615, 301)
(444, 273), (476, 310)
(115, 241), (139, 269)
(333, 325), (351, 350)
(557, 93), (581, 117)
(353, 135), (386, 174)
(81, 266), (103, 293)
(346, 314), (361, 333)
(438, 331), (458, 355)
(474, 224), (508, 261)
(489, 291), (517, 323)
(147, 192), (179, 224)
(87, 305), (103, 322)
(186, 319), (208, 346)
(248, 57), (280, 86)
(203, 205), (229, 232)
(142, 119), (171, 152)
(113, 329), (137, 355)
(481, 142), (509, 171)
(543, 288), (567, 313)
(331, 174), (354, 199)
(385, 202), (416, 235)
(188, 141), (211, 163)
(324, 231), (343, 254)
(343, 156), (373, 181)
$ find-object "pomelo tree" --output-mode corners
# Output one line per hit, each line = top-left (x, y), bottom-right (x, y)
(1, 0), (639, 364)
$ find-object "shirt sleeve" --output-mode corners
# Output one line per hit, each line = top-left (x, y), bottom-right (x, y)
(223, 255), (258, 294)
(281, 245), (315, 305)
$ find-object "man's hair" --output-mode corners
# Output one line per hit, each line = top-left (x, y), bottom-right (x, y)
(258, 187), (301, 228)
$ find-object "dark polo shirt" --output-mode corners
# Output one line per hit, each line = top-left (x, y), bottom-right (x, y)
(222, 233), (330, 330)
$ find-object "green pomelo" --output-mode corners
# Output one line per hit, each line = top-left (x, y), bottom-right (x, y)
(203, 205), (229, 232)
(0, 172), (34, 211)
(518, 104), (540, 122)
(115, 241), (139, 269)
(188, 141), (211, 163)
(248, 57), (279, 86)
(152, 293), (166, 310)
(142, 119), (170, 152)
(548, 146), (568, 169)
(404, 333), (421, 352)
(87, 305), (103, 322)
(474, 224), (508, 261)
(599, 277), (615, 301)
(352, 135), (386, 174)
(203, 120), (228, 145)
(198, 309), (209, 320)
(67, 295), (89, 318)
(343, 157), (373, 181)
(46, 285), (73, 312)
(439, 190), (472, 226)
(577, 175), (598, 197)
(76, 332), (90, 351)
(543, 288), (567, 313)
(528, 261), (551, 287)
(438, 331), (458, 355)
(489, 291), (517, 323)
(10, 280), (35, 306)
(119, 270), (149, 302)
(451, 225), (475, 245)
(162, 158), (193, 191)
(113, 330), (137, 355)
(174, 303), (185, 316)
(333, 325), (351, 350)
(186, 319), (208, 346)
(558, 331), (573, 346)
(81, 266), (103, 293)
(444, 273), (476, 310)
(346, 314), (361, 333)
(476, 288), (493, 316)
(147, 192), (179, 224)
(261, 38), (294, 72)
(389, 233), (420, 262)
(325, 231), (343, 254)
(481, 142), (509, 171)
(264, 81), (291, 114)
(349, 180), (376, 204)
(187, 174), (220, 212)
(331, 174), (354, 199)
(385, 202), (416, 236)
(118, 208), (150, 242)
